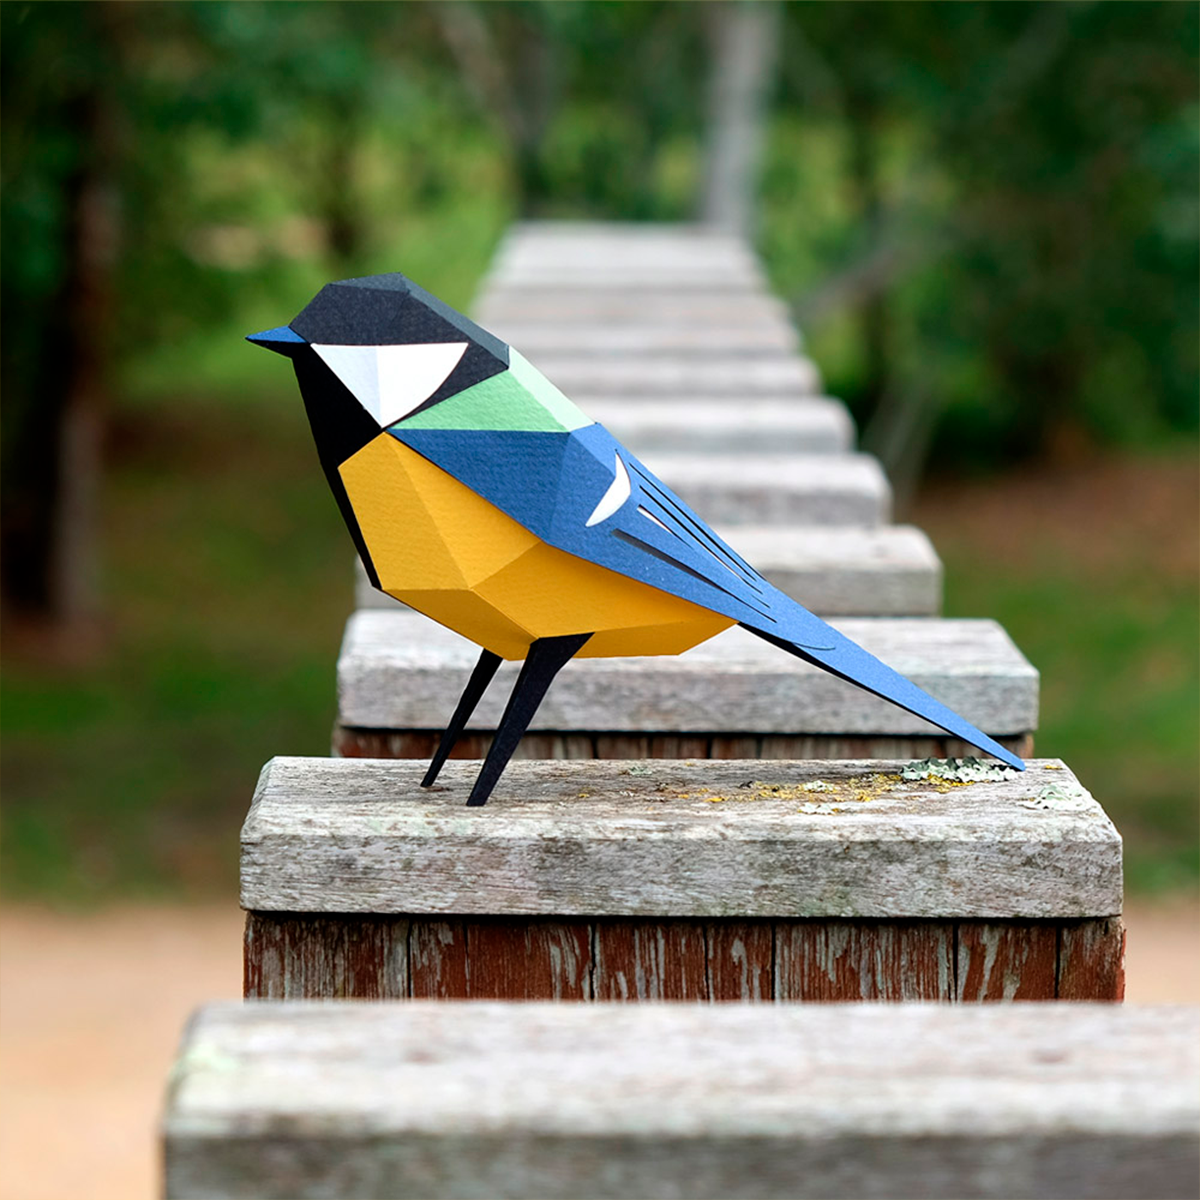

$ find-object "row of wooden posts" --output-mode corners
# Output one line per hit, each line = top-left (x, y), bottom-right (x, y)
(162, 223), (1197, 1199)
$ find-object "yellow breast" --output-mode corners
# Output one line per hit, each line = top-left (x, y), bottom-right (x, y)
(339, 434), (732, 660)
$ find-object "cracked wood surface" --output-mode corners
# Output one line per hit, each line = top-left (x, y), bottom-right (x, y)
(243, 914), (1123, 1002)
(240, 757), (1119, 918)
(569, 396), (854, 453)
(631, 451), (887, 525)
(337, 612), (1037, 735)
(164, 1001), (1199, 1200)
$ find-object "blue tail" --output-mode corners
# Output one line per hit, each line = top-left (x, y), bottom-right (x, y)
(741, 606), (1026, 771)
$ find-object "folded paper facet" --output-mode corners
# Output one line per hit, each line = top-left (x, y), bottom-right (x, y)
(248, 272), (1025, 805)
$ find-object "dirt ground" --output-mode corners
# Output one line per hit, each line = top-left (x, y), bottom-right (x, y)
(1, 900), (1197, 1200)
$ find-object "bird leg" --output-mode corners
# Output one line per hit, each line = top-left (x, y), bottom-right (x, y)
(422, 648), (503, 787)
(466, 632), (593, 807)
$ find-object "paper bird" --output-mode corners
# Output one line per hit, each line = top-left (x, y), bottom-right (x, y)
(249, 273), (1025, 806)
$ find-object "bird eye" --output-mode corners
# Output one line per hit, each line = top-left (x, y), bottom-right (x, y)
(313, 342), (467, 427)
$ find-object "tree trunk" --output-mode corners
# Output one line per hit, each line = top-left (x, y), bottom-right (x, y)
(49, 99), (118, 631)
(845, 93), (887, 416)
(434, 1), (558, 216)
(322, 100), (363, 269)
(699, 1), (781, 236)
(1, 18), (120, 638)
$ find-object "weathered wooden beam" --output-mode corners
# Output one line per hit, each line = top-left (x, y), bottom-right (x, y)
(240, 758), (1119, 920)
(242, 912), (1119, 1002)
(356, 524), (942, 618)
(533, 355), (822, 398)
(581, 396), (853, 453)
(474, 291), (795, 329)
(627, 451), (889, 524)
(714, 523), (940, 612)
(496, 219), (758, 256)
(480, 262), (768, 290)
(164, 1002), (1200, 1200)
(479, 322), (802, 356)
(493, 235), (761, 274)
(485, 236), (766, 289)
(336, 728), (1035, 765)
(335, 612), (1037, 738)
(476, 220), (793, 326)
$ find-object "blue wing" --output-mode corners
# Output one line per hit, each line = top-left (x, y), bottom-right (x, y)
(389, 423), (781, 627)
(388, 421), (1024, 770)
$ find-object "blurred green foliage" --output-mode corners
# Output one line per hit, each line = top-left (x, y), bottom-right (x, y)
(1, 1), (1196, 900)
(917, 447), (1199, 893)
(4, 1), (1195, 450)
(761, 2), (1199, 480)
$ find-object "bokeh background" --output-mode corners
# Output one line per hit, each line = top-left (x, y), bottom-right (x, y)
(4, 0), (1197, 898)
(0, 3), (1197, 1197)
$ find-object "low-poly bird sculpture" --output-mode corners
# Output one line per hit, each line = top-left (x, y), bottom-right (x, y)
(249, 272), (1024, 806)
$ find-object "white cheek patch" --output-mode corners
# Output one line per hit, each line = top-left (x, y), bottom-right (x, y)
(376, 342), (467, 425)
(313, 344), (381, 417)
(313, 342), (468, 426)
(586, 453), (631, 527)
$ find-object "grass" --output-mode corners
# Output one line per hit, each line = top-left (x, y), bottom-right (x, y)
(2, 404), (352, 901)
(4, 131), (521, 903)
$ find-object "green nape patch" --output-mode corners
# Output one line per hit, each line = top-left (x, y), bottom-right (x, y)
(397, 350), (591, 434)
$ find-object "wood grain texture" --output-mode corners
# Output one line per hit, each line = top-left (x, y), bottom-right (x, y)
(333, 727), (1034, 763)
(243, 913), (1124, 1003)
(408, 920), (468, 999)
(241, 758), (1118, 919)
(337, 611), (1039, 736)
(775, 921), (953, 1001)
(482, 323), (801, 357)
(592, 920), (709, 1000)
(580, 397), (852, 453)
(957, 922), (1058, 1000)
(756, 733), (1036, 760)
(486, 269), (769, 294)
(706, 920), (774, 1000)
(334, 728), (597, 762)
(648, 451), (887, 525)
(647, 735), (710, 758)
(164, 1001), (1200, 1200)
(475, 291), (794, 329)
(243, 913), (409, 1000)
(408, 919), (592, 1001)
(530, 356), (822, 399)
(492, 221), (761, 263)
(488, 257), (766, 285)
(1059, 917), (1126, 1000)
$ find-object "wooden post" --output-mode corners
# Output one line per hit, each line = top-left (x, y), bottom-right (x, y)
(164, 1002), (1198, 1199)
(241, 757), (1121, 1002)
(537, 397), (856, 454)
(333, 611), (1037, 764)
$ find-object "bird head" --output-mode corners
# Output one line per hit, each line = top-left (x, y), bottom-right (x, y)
(247, 272), (512, 468)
